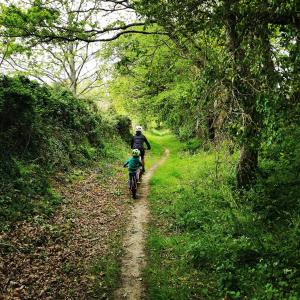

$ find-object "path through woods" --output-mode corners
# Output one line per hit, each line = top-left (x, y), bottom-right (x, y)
(115, 149), (170, 300)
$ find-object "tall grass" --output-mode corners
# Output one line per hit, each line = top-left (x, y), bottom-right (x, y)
(144, 133), (300, 299)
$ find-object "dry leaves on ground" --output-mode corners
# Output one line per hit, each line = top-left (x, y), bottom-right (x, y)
(0, 164), (130, 299)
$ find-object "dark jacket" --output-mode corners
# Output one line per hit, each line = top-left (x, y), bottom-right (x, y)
(131, 132), (151, 150)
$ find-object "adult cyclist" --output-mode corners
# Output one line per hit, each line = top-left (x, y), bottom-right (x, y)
(131, 125), (151, 173)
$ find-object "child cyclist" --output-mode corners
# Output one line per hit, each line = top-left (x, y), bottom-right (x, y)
(124, 149), (143, 198)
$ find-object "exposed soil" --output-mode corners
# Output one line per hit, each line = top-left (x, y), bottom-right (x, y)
(114, 149), (170, 300)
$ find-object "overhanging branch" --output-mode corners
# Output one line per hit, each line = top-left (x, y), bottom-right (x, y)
(1, 29), (168, 44)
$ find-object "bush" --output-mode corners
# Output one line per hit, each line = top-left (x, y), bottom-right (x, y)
(145, 134), (300, 299)
(0, 76), (128, 230)
(183, 138), (203, 153)
(115, 114), (132, 143)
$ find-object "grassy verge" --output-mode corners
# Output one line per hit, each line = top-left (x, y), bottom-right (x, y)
(144, 130), (177, 169)
(144, 133), (300, 299)
(90, 231), (124, 299)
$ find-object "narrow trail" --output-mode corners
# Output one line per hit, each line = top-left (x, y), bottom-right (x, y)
(114, 149), (170, 300)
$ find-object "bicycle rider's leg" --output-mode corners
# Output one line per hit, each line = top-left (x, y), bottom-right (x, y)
(132, 172), (138, 198)
(132, 188), (137, 199)
(136, 168), (141, 183)
(140, 148), (145, 172)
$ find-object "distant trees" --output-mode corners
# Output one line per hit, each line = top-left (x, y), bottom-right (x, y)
(1, 41), (105, 95)
(0, 0), (162, 95)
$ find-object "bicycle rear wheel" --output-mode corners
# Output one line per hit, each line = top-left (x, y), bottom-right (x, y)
(129, 173), (138, 199)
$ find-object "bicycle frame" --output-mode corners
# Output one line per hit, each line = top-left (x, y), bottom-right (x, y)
(129, 172), (138, 199)
(128, 164), (143, 199)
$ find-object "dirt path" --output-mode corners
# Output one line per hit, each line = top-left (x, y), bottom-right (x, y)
(114, 149), (170, 300)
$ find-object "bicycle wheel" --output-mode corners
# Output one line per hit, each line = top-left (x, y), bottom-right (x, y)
(129, 173), (137, 199)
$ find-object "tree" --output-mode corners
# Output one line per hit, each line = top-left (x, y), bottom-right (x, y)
(104, 31), (227, 140)
(132, 0), (299, 188)
(1, 0), (299, 187)
(1, 39), (106, 95)
(0, 0), (166, 95)
(0, 0), (164, 44)
(0, 0), (135, 94)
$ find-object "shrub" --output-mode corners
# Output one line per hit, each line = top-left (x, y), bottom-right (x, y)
(0, 76), (128, 230)
(115, 114), (132, 143)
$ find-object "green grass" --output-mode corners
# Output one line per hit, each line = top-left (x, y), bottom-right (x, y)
(89, 232), (123, 299)
(143, 131), (165, 169)
(144, 134), (220, 299)
(144, 133), (300, 299)
(145, 130), (181, 169)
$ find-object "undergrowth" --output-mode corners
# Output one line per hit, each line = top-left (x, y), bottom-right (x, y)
(144, 133), (300, 299)
(0, 75), (130, 232)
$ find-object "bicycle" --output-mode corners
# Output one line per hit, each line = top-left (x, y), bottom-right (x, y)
(125, 148), (145, 199)
(128, 165), (143, 199)
(129, 172), (138, 199)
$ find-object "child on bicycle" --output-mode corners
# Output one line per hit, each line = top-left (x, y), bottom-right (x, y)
(124, 148), (143, 185)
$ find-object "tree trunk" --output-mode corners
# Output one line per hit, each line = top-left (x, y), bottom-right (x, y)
(68, 45), (77, 95)
(207, 115), (215, 141)
(236, 144), (258, 188)
(224, 0), (260, 188)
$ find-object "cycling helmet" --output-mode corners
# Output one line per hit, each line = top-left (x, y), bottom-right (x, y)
(132, 149), (140, 157)
(136, 125), (143, 132)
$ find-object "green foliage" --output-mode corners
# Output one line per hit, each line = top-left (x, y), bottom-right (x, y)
(0, 75), (107, 165)
(145, 133), (300, 299)
(114, 114), (132, 144)
(0, 3), (85, 47)
(0, 75), (130, 231)
(106, 0), (299, 189)
(105, 32), (221, 141)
